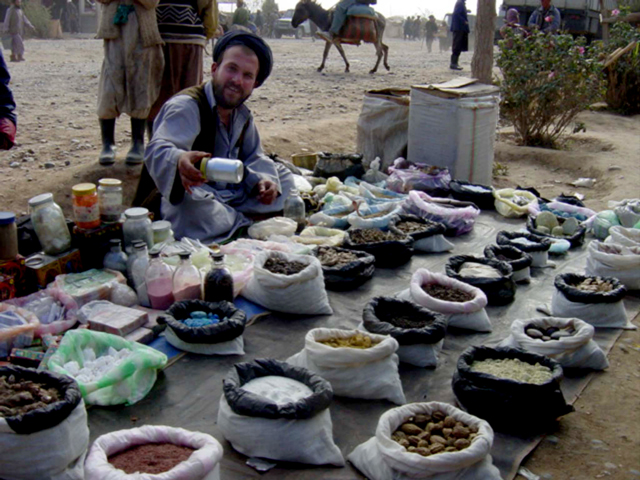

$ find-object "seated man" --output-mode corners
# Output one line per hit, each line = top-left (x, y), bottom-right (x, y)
(144, 31), (294, 243)
(527, 0), (561, 34)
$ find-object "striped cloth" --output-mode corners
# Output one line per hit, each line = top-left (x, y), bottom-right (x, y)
(339, 16), (378, 44)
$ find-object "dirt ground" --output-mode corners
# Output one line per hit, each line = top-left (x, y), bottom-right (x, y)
(0, 36), (639, 478)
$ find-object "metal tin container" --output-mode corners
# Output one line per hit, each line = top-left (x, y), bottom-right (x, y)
(199, 158), (244, 184)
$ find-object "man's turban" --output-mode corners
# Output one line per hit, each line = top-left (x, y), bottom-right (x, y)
(213, 31), (273, 87)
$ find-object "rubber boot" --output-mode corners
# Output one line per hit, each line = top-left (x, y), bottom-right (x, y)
(125, 118), (146, 165)
(146, 118), (154, 142)
(98, 118), (117, 166)
(450, 53), (463, 71)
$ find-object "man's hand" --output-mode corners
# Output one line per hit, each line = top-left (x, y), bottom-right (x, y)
(178, 151), (210, 194)
(255, 179), (278, 205)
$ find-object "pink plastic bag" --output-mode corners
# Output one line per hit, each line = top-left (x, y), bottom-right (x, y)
(403, 191), (480, 236)
(387, 158), (451, 195)
(4, 289), (79, 337)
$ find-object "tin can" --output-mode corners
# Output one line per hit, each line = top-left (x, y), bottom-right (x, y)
(199, 158), (244, 184)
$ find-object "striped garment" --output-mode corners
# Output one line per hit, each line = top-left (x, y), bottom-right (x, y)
(339, 15), (378, 45)
(156, 0), (206, 47)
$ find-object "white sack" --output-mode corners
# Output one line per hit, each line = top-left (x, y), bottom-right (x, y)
(287, 328), (405, 404)
(414, 234), (454, 253)
(529, 250), (548, 268)
(348, 402), (501, 480)
(164, 328), (245, 355)
(498, 317), (609, 370)
(217, 396), (345, 466)
(242, 251), (333, 315)
(550, 290), (634, 329)
(248, 217), (297, 240)
(85, 425), (223, 480)
(512, 266), (531, 283)
(585, 241), (640, 290)
(605, 226), (640, 248)
(0, 400), (89, 480)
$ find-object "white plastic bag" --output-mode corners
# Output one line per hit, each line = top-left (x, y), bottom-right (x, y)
(242, 251), (333, 315)
(610, 198), (640, 228)
(292, 174), (313, 193)
(493, 189), (539, 218)
(217, 396), (345, 466)
(605, 226), (640, 247)
(398, 269), (491, 332)
(294, 226), (346, 247)
(164, 327), (245, 355)
(414, 235), (455, 253)
(287, 328), (405, 404)
(347, 202), (403, 229)
(363, 157), (390, 184)
(585, 241), (640, 290)
(248, 217), (297, 240)
(85, 425), (223, 480)
(498, 317), (609, 370)
(348, 402), (501, 480)
(550, 289), (633, 329)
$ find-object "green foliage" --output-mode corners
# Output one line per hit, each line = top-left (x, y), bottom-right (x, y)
(497, 30), (603, 148)
(600, 22), (640, 114)
(22, 0), (51, 39)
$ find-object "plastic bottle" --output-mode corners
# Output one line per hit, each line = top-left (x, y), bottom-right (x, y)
(146, 250), (175, 310)
(284, 188), (306, 230)
(103, 239), (128, 275)
(172, 252), (202, 301)
(203, 252), (234, 303)
(130, 242), (150, 307)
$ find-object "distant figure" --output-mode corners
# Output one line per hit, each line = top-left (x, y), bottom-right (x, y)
(528, 0), (561, 34)
(425, 15), (437, 53)
(0, 50), (17, 150)
(437, 20), (449, 52)
(403, 16), (411, 40)
(450, 0), (469, 70)
(3, 0), (35, 62)
(232, 0), (250, 27)
(500, 7), (527, 44)
(255, 9), (263, 34)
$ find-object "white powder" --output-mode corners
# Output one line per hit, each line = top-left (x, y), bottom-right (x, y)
(471, 358), (553, 384)
(241, 375), (313, 405)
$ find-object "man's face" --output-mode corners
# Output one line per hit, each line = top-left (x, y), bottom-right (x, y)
(541, 0), (551, 9)
(211, 45), (260, 110)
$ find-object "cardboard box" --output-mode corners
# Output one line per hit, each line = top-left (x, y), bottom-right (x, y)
(0, 254), (26, 295)
(88, 304), (149, 337)
(125, 327), (154, 345)
(25, 249), (83, 289)
(0, 274), (16, 300)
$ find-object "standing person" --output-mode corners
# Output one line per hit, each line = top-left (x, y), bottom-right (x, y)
(403, 16), (411, 40)
(50, 0), (66, 38)
(0, 50), (17, 150)
(148, 0), (218, 132)
(232, 0), (250, 27)
(96, 0), (164, 165)
(424, 14), (437, 53)
(3, 0), (35, 62)
(255, 9), (263, 34)
(450, 0), (469, 70)
(528, 0), (561, 34)
(437, 20), (449, 52)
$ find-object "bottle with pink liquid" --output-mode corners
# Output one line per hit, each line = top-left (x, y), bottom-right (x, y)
(172, 252), (202, 302)
(146, 250), (175, 310)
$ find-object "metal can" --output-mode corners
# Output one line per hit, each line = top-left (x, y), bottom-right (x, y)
(199, 157), (244, 184)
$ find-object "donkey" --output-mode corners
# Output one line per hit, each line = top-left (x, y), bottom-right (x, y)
(291, 0), (390, 74)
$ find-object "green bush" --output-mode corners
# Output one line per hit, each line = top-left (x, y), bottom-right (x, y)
(600, 21), (640, 114)
(22, 0), (51, 39)
(497, 30), (603, 148)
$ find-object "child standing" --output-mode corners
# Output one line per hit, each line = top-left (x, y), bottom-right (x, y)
(3, 0), (36, 62)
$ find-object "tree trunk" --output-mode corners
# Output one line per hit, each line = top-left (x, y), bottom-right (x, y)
(471, 0), (496, 84)
(600, 0), (610, 45)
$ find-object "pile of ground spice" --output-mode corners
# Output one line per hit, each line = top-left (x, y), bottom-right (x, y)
(108, 443), (196, 474)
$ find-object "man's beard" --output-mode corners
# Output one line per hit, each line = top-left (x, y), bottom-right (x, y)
(212, 79), (251, 110)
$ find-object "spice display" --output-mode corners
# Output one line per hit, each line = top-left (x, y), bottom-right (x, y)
(122, 207), (153, 253)
(458, 262), (502, 278)
(263, 256), (308, 275)
(391, 411), (479, 457)
(535, 213), (579, 237)
(349, 228), (407, 244)
(376, 305), (436, 329)
(182, 311), (226, 328)
(97, 178), (123, 223)
(317, 333), (379, 349)
(204, 252), (234, 302)
(470, 358), (553, 384)
(28, 193), (72, 255)
(146, 251), (175, 311)
(524, 323), (576, 341)
(0, 374), (61, 417)
(316, 247), (359, 267)
(240, 375), (313, 406)
(572, 276), (616, 293)
(62, 347), (133, 384)
(394, 219), (437, 235)
(0, 212), (18, 261)
(72, 183), (101, 230)
(172, 252), (201, 302)
(422, 283), (474, 302)
(108, 443), (196, 474)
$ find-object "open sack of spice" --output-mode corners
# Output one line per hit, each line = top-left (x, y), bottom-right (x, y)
(47, 330), (167, 406)
(248, 217), (298, 240)
(585, 241), (640, 290)
(85, 425), (224, 480)
(218, 359), (345, 466)
(549, 273), (633, 329)
(449, 180), (495, 211)
(360, 297), (447, 368)
(348, 401), (501, 480)
(159, 300), (247, 355)
(493, 188), (539, 218)
(386, 158), (452, 197)
(0, 304), (40, 358)
(452, 346), (573, 434)
(4, 289), (79, 337)
(526, 211), (586, 248)
(0, 365), (89, 480)
(605, 226), (640, 248)
(313, 246), (375, 291)
(287, 328), (406, 404)
(496, 231), (553, 267)
(343, 227), (414, 268)
(293, 226), (346, 247)
(347, 201), (404, 229)
(389, 214), (453, 253)
(403, 191), (480, 236)
(396, 269), (491, 333)
(241, 251), (333, 315)
(483, 245), (533, 284)
(446, 255), (516, 307)
(498, 317), (609, 370)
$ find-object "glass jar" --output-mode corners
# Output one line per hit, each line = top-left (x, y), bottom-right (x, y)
(152, 220), (174, 245)
(72, 183), (101, 230)
(172, 252), (202, 301)
(28, 193), (72, 255)
(98, 178), (123, 223)
(284, 188), (306, 230)
(103, 238), (128, 275)
(123, 207), (153, 254)
(130, 242), (150, 307)
(0, 212), (18, 261)
(127, 240), (145, 281)
(146, 250), (175, 310)
(203, 252), (234, 303)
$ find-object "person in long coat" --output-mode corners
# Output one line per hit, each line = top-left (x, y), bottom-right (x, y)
(450, 0), (469, 71)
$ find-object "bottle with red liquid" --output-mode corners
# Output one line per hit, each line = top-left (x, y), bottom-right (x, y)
(203, 252), (234, 303)
(172, 252), (202, 302)
(146, 250), (175, 310)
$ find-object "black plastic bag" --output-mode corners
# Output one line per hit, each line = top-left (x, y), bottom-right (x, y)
(555, 194), (586, 207)
(223, 359), (333, 420)
(314, 246), (375, 291)
(449, 180), (495, 210)
(445, 255), (516, 306)
(483, 245), (533, 272)
(554, 273), (627, 304)
(0, 365), (82, 434)
(313, 152), (365, 180)
(496, 231), (552, 253)
(362, 296), (447, 345)
(452, 346), (573, 433)
(388, 214), (446, 242)
(160, 300), (246, 344)
(526, 215), (587, 248)
(343, 228), (414, 268)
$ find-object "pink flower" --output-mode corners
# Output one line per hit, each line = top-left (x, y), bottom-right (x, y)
(577, 46), (585, 55)
(612, 9), (620, 16)
(548, 71), (556, 79)
(545, 15), (553, 23)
